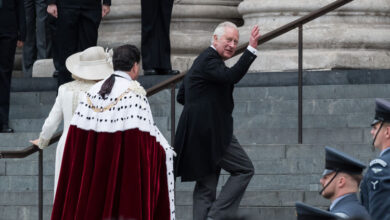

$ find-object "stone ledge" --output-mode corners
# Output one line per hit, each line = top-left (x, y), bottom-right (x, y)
(11, 69), (390, 92)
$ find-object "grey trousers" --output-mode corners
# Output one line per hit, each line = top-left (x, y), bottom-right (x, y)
(22, 0), (51, 76)
(193, 136), (254, 220)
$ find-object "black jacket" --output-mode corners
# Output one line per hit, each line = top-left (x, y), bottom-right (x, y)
(174, 47), (256, 181)
(0, 0), (26, 40)
(46, 0), (111, 9)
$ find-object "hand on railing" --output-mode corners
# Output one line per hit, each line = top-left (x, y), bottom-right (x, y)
(30, 139), (39, 146)
(249, 25), (261, 49)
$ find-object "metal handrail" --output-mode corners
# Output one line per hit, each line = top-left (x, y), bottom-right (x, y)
(0, 0), (354, 218)
(0, 132), (61, 159)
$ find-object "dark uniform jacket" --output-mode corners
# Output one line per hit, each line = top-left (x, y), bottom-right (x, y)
(361, 149), (390, 220)
(331, 193), (370, 219)
(46, 0), (111, 9)
(0, 0), (26, 40)
(174, 47), (256, 181)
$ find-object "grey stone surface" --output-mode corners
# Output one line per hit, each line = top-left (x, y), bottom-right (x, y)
(0, 161), (5, 176)
(0, 133), (40, 148)
(9, 105), (53, 119)
(175, 205), (297, 220)
(4, 71), (390, 219)
(0, 192), (53, 205)
(6, 161), (38, 176)
(242, 144), (286, 159)
(9, 119), (45, 132)
(10, 91), (56, 106)
(175, 190), (304, 207)
(0, 205), (52, 220)
(7, 176), (53, 192)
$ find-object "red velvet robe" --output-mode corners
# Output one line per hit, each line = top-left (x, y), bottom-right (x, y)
(51, 72), (175, 220)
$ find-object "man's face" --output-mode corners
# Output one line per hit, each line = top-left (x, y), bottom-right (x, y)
(213, 27), (239, 60)
(371, 122), (385, 149)
(130, 62), (140, 80)
(320, 172), (337, 199)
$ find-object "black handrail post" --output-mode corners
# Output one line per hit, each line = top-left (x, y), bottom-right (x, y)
(38, 149), (43, 220)
(170, 84), (176, 147)
(298, 25), (303, 144)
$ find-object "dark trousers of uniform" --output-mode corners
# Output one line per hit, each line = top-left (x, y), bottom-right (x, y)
(0, 33), (17, 127)
(56, 7), (101, 86)
(22, 0), (50, 76)
(141, 0), (173, 71)
(193, 136), (254, 220)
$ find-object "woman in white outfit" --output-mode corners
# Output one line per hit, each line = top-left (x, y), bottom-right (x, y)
(30, 46), (113, 195)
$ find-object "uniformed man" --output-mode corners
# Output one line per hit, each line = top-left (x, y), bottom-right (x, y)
(360, 98), (390, 220)
(295, 202), (341, 220)
(319, 147), (370, 219)
(0, 0), (26, 133)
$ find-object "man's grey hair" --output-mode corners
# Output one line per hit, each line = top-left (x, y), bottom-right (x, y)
(211, 21), (238, 44)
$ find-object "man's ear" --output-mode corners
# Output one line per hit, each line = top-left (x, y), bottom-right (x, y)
(212, 35), (218, 45)
(338, 176), (346, 188)
(385, 125), (390, 137)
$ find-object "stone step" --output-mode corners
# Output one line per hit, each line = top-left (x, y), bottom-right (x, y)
(175, 190), (330, 220)
(175, 190), (328, 207)
(241, 144), (376, 161)
(9, 119), (46, 132)
(234, 113), (372, 129)
(10, 91), (57, 106)
(233, 84), (390, 101)
(145, 84), (390, 105)
(9, 105), (53, 119)
(149, 98), (378, 119)
(175, 174), (321, 191)
(0, 132), (40, 148)
(175, 205), (297, 220)
(0, 144), (376, 174)
(235, 127), (371, 145)
(0, 205), (52, 220)
(0, 175), (53, 192)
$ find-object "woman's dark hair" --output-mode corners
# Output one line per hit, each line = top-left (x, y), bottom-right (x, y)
(98, 44), (140, 99)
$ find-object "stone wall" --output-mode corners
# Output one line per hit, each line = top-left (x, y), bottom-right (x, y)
(31, 0), (390, 76)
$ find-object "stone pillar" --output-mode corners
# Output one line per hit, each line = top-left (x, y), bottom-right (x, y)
(98, 0), (244, 72)
(235, 0), (390, 71)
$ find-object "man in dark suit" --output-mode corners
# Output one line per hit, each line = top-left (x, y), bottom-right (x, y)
(319, 147), (370, 219)
(174, 22), (261, 220)
(0, 0), (26, 133)
(360, 98), (390, 220)
(141, 0), (179, 75)
(46, 0), (111, 87)
(22, 0), (51, 76)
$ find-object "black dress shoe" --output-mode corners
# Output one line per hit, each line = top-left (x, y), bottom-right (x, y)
(143, 69), (158, 75)
(156, 69), (180, 75)
(0, 125), (14, 133)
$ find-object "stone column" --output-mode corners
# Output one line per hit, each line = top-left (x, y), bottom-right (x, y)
(234, 0), (390, 71)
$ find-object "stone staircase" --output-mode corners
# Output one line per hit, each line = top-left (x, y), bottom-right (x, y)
(0, 69), (389, 219)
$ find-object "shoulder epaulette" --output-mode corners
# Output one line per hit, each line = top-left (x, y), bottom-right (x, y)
(370, 159), (387, 167)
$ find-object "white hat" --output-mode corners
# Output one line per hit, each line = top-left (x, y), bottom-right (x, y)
(66, 46), (113, 81)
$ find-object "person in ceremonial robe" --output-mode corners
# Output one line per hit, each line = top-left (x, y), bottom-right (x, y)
(51, 44), (175, 220)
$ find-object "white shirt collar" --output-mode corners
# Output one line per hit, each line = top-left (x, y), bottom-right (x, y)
(380, 147), (390, 157)
(210, 45), (216, 51)
(330, 193), (352, 211)
(114, 70), (133, 81)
